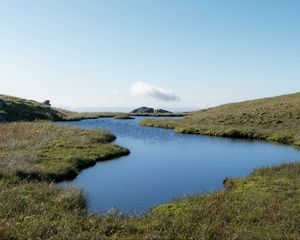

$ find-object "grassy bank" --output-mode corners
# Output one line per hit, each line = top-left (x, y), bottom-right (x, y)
(131, 113), (186, 117)
(141, 92), (300, 148)
(1, 162), (299, 239)
(114, 114), (135, 119)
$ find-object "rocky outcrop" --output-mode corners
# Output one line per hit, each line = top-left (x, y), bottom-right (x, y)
(42, 100), (51, 106)
(130, 107), (155, 114)
(223, 177), (237, 190)
(130, 107), (173, 114)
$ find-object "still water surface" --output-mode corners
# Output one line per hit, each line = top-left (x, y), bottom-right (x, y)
(58, 117), (300, 213)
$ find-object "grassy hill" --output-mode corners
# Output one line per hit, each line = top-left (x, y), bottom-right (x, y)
(0, 94), (117, 122)
(0, 94), (64, 121)
(141, 92), (300, 147)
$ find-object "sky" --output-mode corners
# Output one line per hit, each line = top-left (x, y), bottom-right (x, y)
(0, 0), (299, 111)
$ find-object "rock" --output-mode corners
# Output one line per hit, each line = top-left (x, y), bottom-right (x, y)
(130, 107), (154, 114)
(223, 177), (236, 190)
(130, 107), (173, 114)
(42, 100), (51, 106)
(0, 100), (5, 109)
(154, 109), (172, 114)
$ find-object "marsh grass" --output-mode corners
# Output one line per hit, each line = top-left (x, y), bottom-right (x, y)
(0, 162), (299, 239)
(0, 122), (129, 180)
(114, 114), (135, 119)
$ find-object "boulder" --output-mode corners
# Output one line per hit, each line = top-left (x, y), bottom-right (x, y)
(223, 177), (237, 190)
(42, 100), (51, 106)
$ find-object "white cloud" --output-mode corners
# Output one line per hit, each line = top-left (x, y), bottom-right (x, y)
(130, 81), (180, 102)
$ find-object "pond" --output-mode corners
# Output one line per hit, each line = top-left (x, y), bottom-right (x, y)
(58, 117), (300, 214)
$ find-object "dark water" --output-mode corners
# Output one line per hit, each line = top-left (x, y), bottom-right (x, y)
(58, 117), (300, 214)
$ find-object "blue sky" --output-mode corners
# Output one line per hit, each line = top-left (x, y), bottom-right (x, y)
(0, 0), (299, 110)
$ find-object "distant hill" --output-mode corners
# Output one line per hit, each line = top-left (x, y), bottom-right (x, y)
(141, 92), (300, 147)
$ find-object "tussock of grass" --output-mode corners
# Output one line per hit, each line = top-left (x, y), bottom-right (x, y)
(141, 92), (300, 147)
(0, 122), (129, 181)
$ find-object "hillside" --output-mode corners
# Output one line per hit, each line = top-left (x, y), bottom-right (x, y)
(141, 92), (300, 147)
(0, 94), (116, 122)
(0, 94), (64, 121)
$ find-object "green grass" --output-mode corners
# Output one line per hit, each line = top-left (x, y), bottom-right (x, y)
(0, 122), (129, 181)
(114, 114), (135, 119)
(140, 92), (300, 148)
(145, 162), (300, 239)
(58, 110), (118, 121)
(0, 162), (299, 239)
(0, 94), (63, 121)
(131, 112), (186, 117)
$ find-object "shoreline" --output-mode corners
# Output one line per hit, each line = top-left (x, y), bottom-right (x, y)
(0, 92), (299, 239)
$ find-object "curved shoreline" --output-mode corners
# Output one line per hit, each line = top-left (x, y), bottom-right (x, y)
(140, 119), (300, 149)
(1, 91), (299, 239)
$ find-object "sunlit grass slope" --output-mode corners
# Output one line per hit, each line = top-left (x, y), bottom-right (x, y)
(141, 92), (300, 147)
